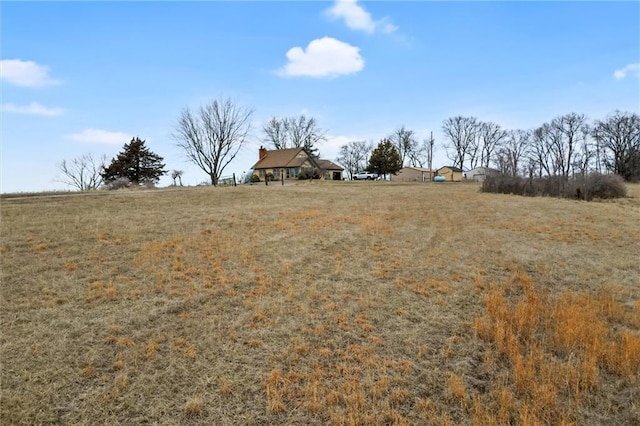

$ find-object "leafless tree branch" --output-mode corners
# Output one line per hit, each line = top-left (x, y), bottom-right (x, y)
(57, 153), (106, 191)
(173, 98), (253, 186)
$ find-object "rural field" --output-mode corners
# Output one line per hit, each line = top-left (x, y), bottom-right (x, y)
(1, 182), (639, 425)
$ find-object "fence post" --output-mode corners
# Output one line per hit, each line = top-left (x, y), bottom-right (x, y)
(233, 173), (237, 187)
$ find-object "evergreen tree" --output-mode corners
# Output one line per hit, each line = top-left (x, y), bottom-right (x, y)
(102, 137), (166, 185)
(367, 138), (402, 178)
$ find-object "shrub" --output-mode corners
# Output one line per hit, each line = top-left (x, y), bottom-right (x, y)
(250, 174), (261, 183)
(298, 171), (309, 180)
(105, 177), (131, 190)
(266, 172), (274, 182)
(482, 173), (626, 201)
(566, 173), (627, 200)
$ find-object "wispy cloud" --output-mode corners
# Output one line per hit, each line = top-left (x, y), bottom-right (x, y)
(69, 129), (131, 145)
(326, 0), (397, 34)
(1, 102), (64, 116)
(0, 59), (60, 87)
(279, 37), (364, 78)
(613, 63), (640, 80)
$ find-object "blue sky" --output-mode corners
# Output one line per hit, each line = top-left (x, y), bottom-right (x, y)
(1, 1), (638, 192)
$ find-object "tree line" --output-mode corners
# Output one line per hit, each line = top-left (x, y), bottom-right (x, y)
(442, 111), (640, 181)
(58, 99), (640, 190)
(336, 110), (639, 182)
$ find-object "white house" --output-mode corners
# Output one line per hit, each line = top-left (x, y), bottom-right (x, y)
(465, 167), (500, 182)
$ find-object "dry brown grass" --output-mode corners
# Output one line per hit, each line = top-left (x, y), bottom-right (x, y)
(2, 181), (639, 424)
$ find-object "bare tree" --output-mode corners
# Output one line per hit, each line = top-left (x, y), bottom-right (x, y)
(529, 124), (556, 177)
(550, 113), (589, 177)
(496, 130), (530, 176)
(574, 124), (595, 175)
(58, 153), (106, 191)
(593, 111), (640, 181)
(262, 117), (288, 150)
(442, 116), (479, 170)
(478, 121), (508, 168)
(407, 138), (430, 168)
(262, 115), (326, 157)
(174, 98), (253, 186)
(389, 126), (419, 166)
(171, 170), (184, 186)
(336, 140), (370, 179)
(288, 115), (325, 157)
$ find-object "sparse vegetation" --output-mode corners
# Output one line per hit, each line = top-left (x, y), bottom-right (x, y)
(104, 177), (131, 190)
(481, 173), (627, 201)
(2, 182), (639, 424)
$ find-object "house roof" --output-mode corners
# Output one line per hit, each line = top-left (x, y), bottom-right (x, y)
(252, 148), (314, 169)
(253, 148), (342, 171)
(399, 167), (433, 172)
(316, 159), (344, 171)
(437, 166), (463, 172)
(467, 166), (500, 173)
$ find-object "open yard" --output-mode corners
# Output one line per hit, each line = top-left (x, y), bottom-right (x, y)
(1, 182), (639, 425)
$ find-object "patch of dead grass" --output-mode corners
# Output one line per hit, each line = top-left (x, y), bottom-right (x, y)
(1, 182), (639, 424)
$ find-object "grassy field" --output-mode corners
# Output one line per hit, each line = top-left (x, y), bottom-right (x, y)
(2, 181), (639, 425)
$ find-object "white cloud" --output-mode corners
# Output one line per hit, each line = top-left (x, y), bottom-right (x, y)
(327, 0), (397, 34)
(69, 129), (131, 145)
(1, 102), (64, 116)
(0, 59), (60, 87)
(280, 37), (364, 78)
(380, 20), (399, 34)
(613, 63), (640, 79)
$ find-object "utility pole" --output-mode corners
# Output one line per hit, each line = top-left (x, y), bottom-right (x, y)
(428, 131), (434, 181)
(594, 128), (601, 174)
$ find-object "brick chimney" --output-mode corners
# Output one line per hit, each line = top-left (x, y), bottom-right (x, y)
(259, 146), (267, 160)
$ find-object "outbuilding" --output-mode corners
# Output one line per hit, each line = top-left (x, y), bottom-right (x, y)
(435, 166), (464, 182)
(465, 167), (500, 182)
(390, 167), (435, 182)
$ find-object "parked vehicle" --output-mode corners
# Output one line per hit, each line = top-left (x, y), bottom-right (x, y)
(353, 171), (378, 180)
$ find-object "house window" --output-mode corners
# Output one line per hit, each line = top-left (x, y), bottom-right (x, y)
(286, 168), (299, 178)
(259, 170), (265, 178)
(273, 168), (281, 180)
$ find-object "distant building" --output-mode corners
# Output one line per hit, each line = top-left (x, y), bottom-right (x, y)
(465, 167), (500, 182)
(252, 147), (343, 181)
(435, 166), (464, 182)
(390, 167), (434, 182)
(316, 159), (345, 181)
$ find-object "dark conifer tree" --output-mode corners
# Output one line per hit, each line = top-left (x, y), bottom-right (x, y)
(102, 137), (166, 185)
(367, 138), (402, 178)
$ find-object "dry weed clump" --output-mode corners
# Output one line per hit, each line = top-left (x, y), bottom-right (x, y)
(183, 397), (204, 417)
(473, 271), (640, 424)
